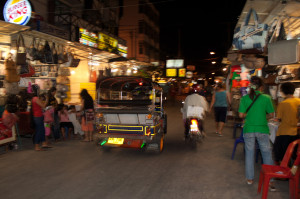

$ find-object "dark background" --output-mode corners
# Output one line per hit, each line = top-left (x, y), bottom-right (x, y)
(154, 0), (246, 73)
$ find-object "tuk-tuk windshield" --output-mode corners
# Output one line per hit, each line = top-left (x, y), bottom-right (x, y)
(97, 76), (156, 101)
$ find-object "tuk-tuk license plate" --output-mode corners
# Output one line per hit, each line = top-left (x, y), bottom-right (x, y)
(107, 138), (124, 145)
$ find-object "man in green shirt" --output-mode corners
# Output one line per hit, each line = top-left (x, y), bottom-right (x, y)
(238, 76), (275, 186)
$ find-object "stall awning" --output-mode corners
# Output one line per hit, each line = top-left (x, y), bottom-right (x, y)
(236, 0), (300, 39)
(0, 20), (30, 36)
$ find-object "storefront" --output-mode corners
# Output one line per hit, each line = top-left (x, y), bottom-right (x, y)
(226, 0), (300, 117)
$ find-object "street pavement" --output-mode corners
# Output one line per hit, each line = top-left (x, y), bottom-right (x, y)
(0, 97), (290, 199)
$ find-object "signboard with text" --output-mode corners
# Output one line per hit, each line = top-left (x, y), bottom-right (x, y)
(166, 69), (177, 77)
(98, 32), (118, 52)
(166, 59), (184, 68)
(79, 28), (98, 48)
(178, 68), (186, 77)
(3, 0), (32, 25)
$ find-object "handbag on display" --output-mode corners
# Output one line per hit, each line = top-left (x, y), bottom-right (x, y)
(19, 63), (35, 78)
(26, 37), (38, 61)
(36, 41), (45, 62)
(43, 41), (53, 64)
(232, 8), (269, 54)
(4, 58), (20, 83)
(242, 54), (266, 69)
(52, 43), (58, 64)
(70, 54), (80, 68)
(57, 45), (66, 64)
(61, 49), (73, 67)
(16, 34), (27, 65)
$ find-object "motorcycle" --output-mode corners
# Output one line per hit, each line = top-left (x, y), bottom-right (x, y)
(181, 101), (205, 148)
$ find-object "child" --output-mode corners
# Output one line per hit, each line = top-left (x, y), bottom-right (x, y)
(58, 104), (73, 140)
(44, 106), (54, 145)
(68, 105), (84, 139)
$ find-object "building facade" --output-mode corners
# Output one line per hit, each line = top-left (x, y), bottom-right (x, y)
(119, 0), (160, 64)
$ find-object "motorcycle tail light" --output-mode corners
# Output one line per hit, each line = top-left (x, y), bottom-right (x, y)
(190, 119), (199, 132)
(191, 119), (198, 126)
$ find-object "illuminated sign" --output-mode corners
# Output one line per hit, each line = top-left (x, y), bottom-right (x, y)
(166, 59), (184, 68)
(178, 68), (186, 77)
(3, 0), (32, 25)
(98, 32), (118, 52)
(186, 71), (193, 79)
(79, 28), (98, 48)
(187, 65), (195, 71)
(118, 44), (128, 57)
(166, 69), (177, 77)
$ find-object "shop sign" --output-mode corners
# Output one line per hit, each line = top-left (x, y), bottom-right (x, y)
(166, 59), (184, 68)
(166, 69), (177, 77)
(186, 71), (193, 79)
(187, 65), (195, 71)
(178, 68), (186, 77)
(98, 32), (118, 52)
(79, 28), (98, 48)
(117, 44), (127, 57)
(3, 0), (32, 25)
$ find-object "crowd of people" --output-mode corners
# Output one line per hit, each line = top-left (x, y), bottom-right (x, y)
(2, 85), (95, 152)
(182, 76), (299, 189)
(1, 76), (299, 190)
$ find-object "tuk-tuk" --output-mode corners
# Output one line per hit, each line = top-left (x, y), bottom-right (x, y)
(95, 76), (167, 153)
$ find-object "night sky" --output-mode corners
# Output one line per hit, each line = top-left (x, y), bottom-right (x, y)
(154, 0), (247, 74)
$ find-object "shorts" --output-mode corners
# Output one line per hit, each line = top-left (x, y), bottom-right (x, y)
(214, 107), (227, 123)
(81, 117), (94, 132)
(60, 122), (74, 129)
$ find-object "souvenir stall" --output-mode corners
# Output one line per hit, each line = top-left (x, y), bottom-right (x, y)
(0, 21), (31, 147)
(227, 0), (300, 141)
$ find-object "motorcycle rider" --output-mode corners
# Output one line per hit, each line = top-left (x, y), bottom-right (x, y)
(181, 84), (209, 138)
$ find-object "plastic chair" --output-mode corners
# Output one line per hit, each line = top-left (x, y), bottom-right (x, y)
(231, 128), (261, 162)
(257, 139), (300, 199)
(233, 122), (243, 138)
(231, 128), (245, 160)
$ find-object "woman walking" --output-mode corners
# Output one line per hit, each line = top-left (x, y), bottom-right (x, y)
(31, 84), (51, 151)
(238, 76), (275, 185)
(209, 83), (231, 136)
(80, 89), (94, 142)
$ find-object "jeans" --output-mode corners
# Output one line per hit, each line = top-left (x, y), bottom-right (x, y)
(33, 116), (46, 144)
(243, 133), (274, 180)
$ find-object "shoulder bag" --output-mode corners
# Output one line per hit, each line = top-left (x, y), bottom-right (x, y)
(246, 94), (261, 113)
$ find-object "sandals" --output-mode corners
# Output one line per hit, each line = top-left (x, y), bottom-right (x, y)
(247, 179), (253, 185)
(42, 145), (53, 148)
(35, 148), (46, 151)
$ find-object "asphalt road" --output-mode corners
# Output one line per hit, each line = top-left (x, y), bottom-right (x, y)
(0, 99), (290, 199)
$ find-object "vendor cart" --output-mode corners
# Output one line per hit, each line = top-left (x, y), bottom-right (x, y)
(95, 76), (167, 153)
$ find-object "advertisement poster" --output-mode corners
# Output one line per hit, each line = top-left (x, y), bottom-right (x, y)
(79, 28), (98, 48)
(98, 32), (118, 52)
(178, 68), (186, 77)
(166, 69), (177, 77)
